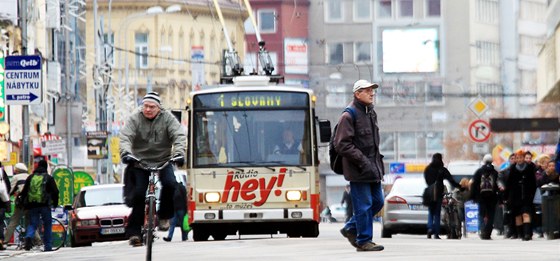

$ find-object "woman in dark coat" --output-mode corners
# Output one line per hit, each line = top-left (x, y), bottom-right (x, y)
(505, 150), (537, 241)
(423, 153), (461, 239)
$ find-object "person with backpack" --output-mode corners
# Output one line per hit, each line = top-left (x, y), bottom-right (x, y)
(19, 160), (59, 251)
(334, 79), (385, 252)
(471, 154), (499, 240)
(0, 162), (10, 250)
(4, 163), (40, 249)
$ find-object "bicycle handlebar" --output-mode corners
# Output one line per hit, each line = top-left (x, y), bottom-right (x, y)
(127, 155), (182, 172)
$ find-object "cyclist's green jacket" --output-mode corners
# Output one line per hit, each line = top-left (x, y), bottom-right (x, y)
(119, 107), (186, 165)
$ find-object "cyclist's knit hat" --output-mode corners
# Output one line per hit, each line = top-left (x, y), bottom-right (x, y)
(143, 92), (162, 108)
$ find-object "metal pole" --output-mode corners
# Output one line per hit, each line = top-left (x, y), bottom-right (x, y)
(20, 0), (31, 167)
(64, 0), (74, 198)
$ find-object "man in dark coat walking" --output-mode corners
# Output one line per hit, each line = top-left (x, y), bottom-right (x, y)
(471, 154), (499, 240)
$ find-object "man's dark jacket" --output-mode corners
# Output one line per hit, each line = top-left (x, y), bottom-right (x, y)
(20, 166), (59, 209)
(333, 99), (384, 183)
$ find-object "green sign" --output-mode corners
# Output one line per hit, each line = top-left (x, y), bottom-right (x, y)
(52, 168), (95, 206)
(0, 52), (5, 121)
(73, 171), (95, 194)
(53, 168), (73, 206)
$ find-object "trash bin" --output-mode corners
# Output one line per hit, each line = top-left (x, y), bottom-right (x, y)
(541, 183), (560, 240)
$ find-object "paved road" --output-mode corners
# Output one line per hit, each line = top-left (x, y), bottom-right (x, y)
(1, 222), (558, 260)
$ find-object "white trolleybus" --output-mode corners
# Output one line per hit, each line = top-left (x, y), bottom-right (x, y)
(185, 76), (331, 241)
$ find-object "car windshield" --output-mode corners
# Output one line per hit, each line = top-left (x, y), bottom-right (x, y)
(79, 186), (124, 207)
(390, 178), (426, 196)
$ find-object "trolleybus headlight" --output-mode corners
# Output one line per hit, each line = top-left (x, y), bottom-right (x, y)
(204, 213), (216, 219)
(204, 192), (221, 203)
(286, 190), (302, 201)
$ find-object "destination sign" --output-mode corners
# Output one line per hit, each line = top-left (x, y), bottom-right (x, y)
(193, 91), (309, 109)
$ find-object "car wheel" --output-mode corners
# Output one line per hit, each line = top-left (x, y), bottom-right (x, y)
(381, 227), (392, 238)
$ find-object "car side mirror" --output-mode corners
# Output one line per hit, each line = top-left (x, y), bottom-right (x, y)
(318, 120), (331, 143)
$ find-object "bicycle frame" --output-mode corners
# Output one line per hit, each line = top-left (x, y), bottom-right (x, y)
(127, 156), (180, 261)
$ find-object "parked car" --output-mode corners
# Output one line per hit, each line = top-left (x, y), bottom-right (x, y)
(67, 184), (131, 247)
(382, 177), (447, 238)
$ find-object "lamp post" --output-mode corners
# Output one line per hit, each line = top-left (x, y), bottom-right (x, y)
(118, 5), (181, 113)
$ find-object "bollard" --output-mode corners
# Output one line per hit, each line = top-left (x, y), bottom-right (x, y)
(541, 183), (560, 240)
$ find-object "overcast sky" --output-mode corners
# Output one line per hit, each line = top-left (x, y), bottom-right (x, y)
(0, 0), (18, 24)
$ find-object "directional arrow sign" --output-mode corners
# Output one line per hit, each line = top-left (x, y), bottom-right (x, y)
(4, 55), (43, 105)
(6, 93), (39, 102)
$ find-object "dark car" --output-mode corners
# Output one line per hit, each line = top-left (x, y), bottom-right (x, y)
(68, 184), (131, 247)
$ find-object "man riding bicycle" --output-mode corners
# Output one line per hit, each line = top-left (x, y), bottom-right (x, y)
(119, 92), (186, 246)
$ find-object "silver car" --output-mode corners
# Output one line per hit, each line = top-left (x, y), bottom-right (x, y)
(382, 177), (447, 238)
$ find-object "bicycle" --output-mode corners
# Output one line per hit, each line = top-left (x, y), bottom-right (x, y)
(13, 215), (66, 251)
(442, 192), (462, 239)
(127, 155), (181, 261)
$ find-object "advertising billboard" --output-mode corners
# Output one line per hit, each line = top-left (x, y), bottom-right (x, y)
(382, 28), (440, 73)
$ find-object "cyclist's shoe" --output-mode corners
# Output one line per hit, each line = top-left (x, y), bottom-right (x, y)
(129, 236), (142, 247)
(163, 237), (171, 242)
(0, 240), (5, 250)
(24, 238), (32, 251)
(158, 219), (170, 231)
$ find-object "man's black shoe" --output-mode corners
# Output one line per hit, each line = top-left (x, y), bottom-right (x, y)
(340, 228), (358, 248)
(24, 237), (32, 251)
(163, 237), (171, 242)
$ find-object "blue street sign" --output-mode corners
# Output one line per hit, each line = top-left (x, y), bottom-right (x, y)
(389, 162), (405, 174)
(4, 55), (42, 105)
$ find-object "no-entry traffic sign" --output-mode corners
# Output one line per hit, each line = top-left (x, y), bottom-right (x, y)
(468, 119), (491, 143)
(4, 55), (43, 105)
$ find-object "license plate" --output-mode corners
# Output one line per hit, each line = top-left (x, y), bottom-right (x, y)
(409, 204), (427, 210)
(100, 227), (125, 235)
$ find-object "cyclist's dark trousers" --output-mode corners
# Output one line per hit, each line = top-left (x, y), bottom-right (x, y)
(126, 164), (177, 237)
(478, 197), (497, 236)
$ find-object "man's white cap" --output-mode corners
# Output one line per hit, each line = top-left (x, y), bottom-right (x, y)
(14, 163), (27, 172)
(483, 154), (493, 164)
(352, 79), (379, 93)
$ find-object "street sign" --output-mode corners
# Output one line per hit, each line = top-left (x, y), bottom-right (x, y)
(389, 162), (405, 174)
(4, 55), (43, 105)
(41, 139), (67, 155)
(468, 119), (491, 143)
(468, 97), (488, 117)
(472, 143), (489, 154)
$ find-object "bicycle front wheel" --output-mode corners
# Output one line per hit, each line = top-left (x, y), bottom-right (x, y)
(146, 196), (156, 261)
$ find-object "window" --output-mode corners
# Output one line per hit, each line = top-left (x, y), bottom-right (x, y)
(159, 28), (166, 67)
(258, 9), (276, 33)
(135, 32), (148, 69)
(476, 0), (499, 24)
(475, 41), (500, 66)
(426, 83), (443, 103)
(168, 30), (173, 67)
(178, 32), (185, 63)
(354, 0), (371, 21)
(377, 83), (395, 106)
(103, 32), (114, 66)
(399, 0), (413, 17)
(426, 131), (443, 154)
(398, 132), (417, 159)
(378, 0), (392, 18)
(326, 0), (343, 22)
(380, 132), (396, 161)
(327, 43), (343, 64)
(354, 42), (372, 63)
(520, 1), (546, 22)
(395, 82), (421, 105)
(427, 0), (440, 17)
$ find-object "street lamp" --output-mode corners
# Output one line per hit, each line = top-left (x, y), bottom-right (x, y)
(118, 4), (181, 111)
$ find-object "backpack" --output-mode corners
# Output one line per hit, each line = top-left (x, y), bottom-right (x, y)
(27, 174), (49, 204)
(479, 172), (494, 194)
(329, 107), (355, 175)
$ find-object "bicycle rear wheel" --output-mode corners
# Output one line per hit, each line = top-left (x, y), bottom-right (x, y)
(146, 196), (156, 261)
